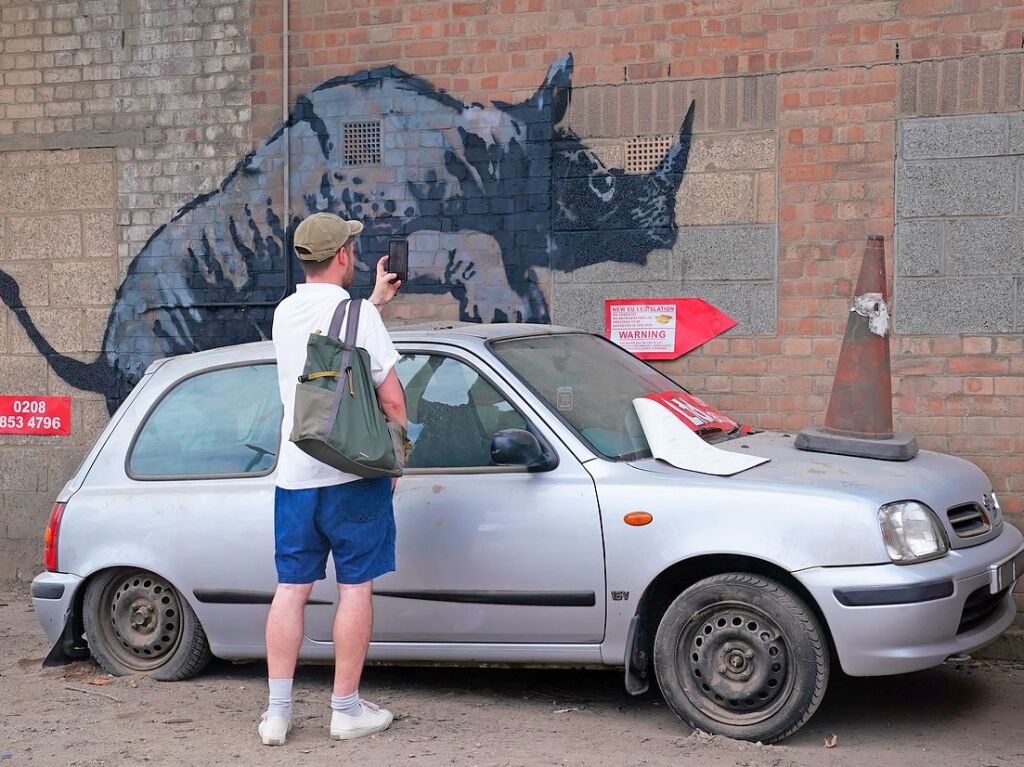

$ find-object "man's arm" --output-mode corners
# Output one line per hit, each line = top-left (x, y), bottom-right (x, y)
(376, 368), (407, 430)
(369, 255), (401, 307)
(376, 369), (407, 490)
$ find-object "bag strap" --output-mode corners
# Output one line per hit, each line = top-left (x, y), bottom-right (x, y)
(327, 299), (351, 340)
(322, 299), (363, 441)
(344, 298), (362, 347)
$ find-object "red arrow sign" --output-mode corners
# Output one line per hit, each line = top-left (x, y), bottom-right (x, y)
(605, 298), (736, 360)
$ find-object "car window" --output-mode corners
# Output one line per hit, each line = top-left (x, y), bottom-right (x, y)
(491, 333), (681, 460)
(129, 364), (282, 478)
(396, 354), (528, 469)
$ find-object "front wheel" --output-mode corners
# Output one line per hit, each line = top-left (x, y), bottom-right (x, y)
(82, 568), (211, 681)
(653, 573), (829, 743)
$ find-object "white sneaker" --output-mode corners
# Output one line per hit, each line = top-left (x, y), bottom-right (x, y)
(330, 700), (393, 740)
(258, 714), (291, 746)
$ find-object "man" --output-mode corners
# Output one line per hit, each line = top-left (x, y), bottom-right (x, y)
(259, 212), (407, 746)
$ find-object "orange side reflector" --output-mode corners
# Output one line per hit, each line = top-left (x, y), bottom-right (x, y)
(624, 512), (653, 526)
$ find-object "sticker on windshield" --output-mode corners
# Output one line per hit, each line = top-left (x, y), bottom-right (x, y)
(556, 386), (574, 411)
(643, 391), (738, 434)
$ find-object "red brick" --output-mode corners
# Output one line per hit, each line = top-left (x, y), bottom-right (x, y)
(948, 358), (1010, 375)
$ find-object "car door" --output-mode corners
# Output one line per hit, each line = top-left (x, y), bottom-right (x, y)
(305, 344), (606, 644)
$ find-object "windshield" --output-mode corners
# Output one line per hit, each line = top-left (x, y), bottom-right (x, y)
(491, 333), (738, 460)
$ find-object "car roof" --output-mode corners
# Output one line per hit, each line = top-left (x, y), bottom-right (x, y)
(145, 323), (584, 376)
(391, 321), (580, 342)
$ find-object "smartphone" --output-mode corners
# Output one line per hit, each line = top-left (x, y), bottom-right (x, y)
(388, 240), (408, 284)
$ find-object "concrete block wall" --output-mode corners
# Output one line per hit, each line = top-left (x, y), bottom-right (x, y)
(0, 0), (252, 580)
(896, 112), (1024, 335)
(0, 148), (118, 581)
(0, 0), (252, 269)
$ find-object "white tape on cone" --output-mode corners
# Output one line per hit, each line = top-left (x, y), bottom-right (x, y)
(851, 292), (890, 337)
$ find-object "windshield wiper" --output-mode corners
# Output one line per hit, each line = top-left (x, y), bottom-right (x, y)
(698, 425), (744, 443)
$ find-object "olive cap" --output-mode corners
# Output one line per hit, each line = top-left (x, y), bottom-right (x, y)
(292, 212), (363, 261)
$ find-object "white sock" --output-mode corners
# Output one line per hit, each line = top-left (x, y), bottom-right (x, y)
(331, 690), (364, 717)
(266, 677), (293, 721)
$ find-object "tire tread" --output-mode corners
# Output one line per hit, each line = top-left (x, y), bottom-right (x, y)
(82, 568), (212, 682)
(653, 571), (829, 743)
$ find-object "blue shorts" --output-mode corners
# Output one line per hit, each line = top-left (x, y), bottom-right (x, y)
(274, 478), (396, 585)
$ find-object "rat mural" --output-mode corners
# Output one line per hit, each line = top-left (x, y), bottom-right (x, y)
(0, 53), (695, 411)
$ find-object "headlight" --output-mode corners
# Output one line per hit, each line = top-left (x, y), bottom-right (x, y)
(878, 501), (949, 564)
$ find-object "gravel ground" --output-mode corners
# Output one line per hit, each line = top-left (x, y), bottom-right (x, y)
(1, 589), (1023, 767)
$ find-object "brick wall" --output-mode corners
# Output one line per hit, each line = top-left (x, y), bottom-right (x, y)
(3, 0), (1024, 581)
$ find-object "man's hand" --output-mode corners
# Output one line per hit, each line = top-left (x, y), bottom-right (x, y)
(369, 255), (401, 306)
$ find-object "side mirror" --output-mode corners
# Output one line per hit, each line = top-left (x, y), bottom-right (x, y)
(490, 429), (555, 471)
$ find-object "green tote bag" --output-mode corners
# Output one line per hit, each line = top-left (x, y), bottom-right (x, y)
(289, 299), (404, 478)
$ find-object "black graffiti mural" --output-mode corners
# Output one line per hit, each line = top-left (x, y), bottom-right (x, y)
(0, 53), (694, 411)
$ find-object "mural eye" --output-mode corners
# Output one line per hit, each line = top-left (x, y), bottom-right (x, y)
(588, 174), (616, 202)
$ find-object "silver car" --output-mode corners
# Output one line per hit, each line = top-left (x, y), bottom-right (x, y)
(31, 324), (1024, 743)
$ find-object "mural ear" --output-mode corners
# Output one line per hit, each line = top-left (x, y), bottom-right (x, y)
(503, 52), (574, 123)
(543, 53), (574, 124)
(667, 100), (697, 178)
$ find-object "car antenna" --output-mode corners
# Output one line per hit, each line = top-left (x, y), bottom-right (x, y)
(241, 306), (268, 341)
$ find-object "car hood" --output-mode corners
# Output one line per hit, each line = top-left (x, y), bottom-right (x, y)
(628, 430), (992, 513)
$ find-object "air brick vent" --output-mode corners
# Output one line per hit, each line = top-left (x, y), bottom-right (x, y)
(624, 136), (673, 174)
(343, 121), (381, 166)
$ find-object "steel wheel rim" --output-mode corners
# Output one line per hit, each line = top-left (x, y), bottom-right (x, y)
(97, 572), (183, 672)
(676, 600), (794, 726)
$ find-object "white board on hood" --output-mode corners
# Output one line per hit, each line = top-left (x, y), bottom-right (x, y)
(632, 397), (770, 476)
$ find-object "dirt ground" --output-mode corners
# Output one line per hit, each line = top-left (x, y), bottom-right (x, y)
(2, 590), (1023, 767)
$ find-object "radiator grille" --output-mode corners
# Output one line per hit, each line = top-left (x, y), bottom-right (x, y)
(957, 584), (1009, 634)
(946, 503), (990, 538)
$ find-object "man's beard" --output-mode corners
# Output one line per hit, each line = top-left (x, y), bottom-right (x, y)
(340, 263), (356, 289)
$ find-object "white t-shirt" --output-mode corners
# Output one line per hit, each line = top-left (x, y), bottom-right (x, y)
(272, 283), (400, 490)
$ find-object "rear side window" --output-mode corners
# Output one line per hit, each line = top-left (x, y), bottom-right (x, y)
(128, 364), (282, 479)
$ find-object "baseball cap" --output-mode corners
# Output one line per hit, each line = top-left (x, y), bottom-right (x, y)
(293, 212), (364, 261)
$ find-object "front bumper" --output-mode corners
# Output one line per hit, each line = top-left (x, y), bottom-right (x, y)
(797, 523), (1024, 676)
(31, 571), (85, 646)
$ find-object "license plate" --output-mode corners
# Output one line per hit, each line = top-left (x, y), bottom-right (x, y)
(990, 547), (1024, 593)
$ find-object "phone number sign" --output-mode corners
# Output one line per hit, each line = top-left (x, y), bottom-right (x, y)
(0, 396), (71, 436)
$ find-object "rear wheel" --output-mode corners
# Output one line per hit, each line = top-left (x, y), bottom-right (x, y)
(82, 568), (211, 681)
(653, 572), (829, 743)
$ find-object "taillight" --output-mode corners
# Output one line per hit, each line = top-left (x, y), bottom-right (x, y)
(43, 503), (65, 572)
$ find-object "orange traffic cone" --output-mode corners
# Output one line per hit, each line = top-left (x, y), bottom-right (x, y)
(795, 235), (918, 460)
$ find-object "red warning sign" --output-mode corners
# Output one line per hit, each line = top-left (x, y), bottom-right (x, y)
(0, 396), (71, 436)
(605, 298), (736, 360)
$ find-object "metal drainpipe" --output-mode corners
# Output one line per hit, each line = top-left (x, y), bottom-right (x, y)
(282, 0), (290, 251)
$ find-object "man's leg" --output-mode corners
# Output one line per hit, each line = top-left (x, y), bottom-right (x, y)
(325, 478), (396, 739)
(267, 582), (314, 679)
(332, 581), (373, 697)
(259, 583), (312, 746)
(261, 486), (330, 746)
